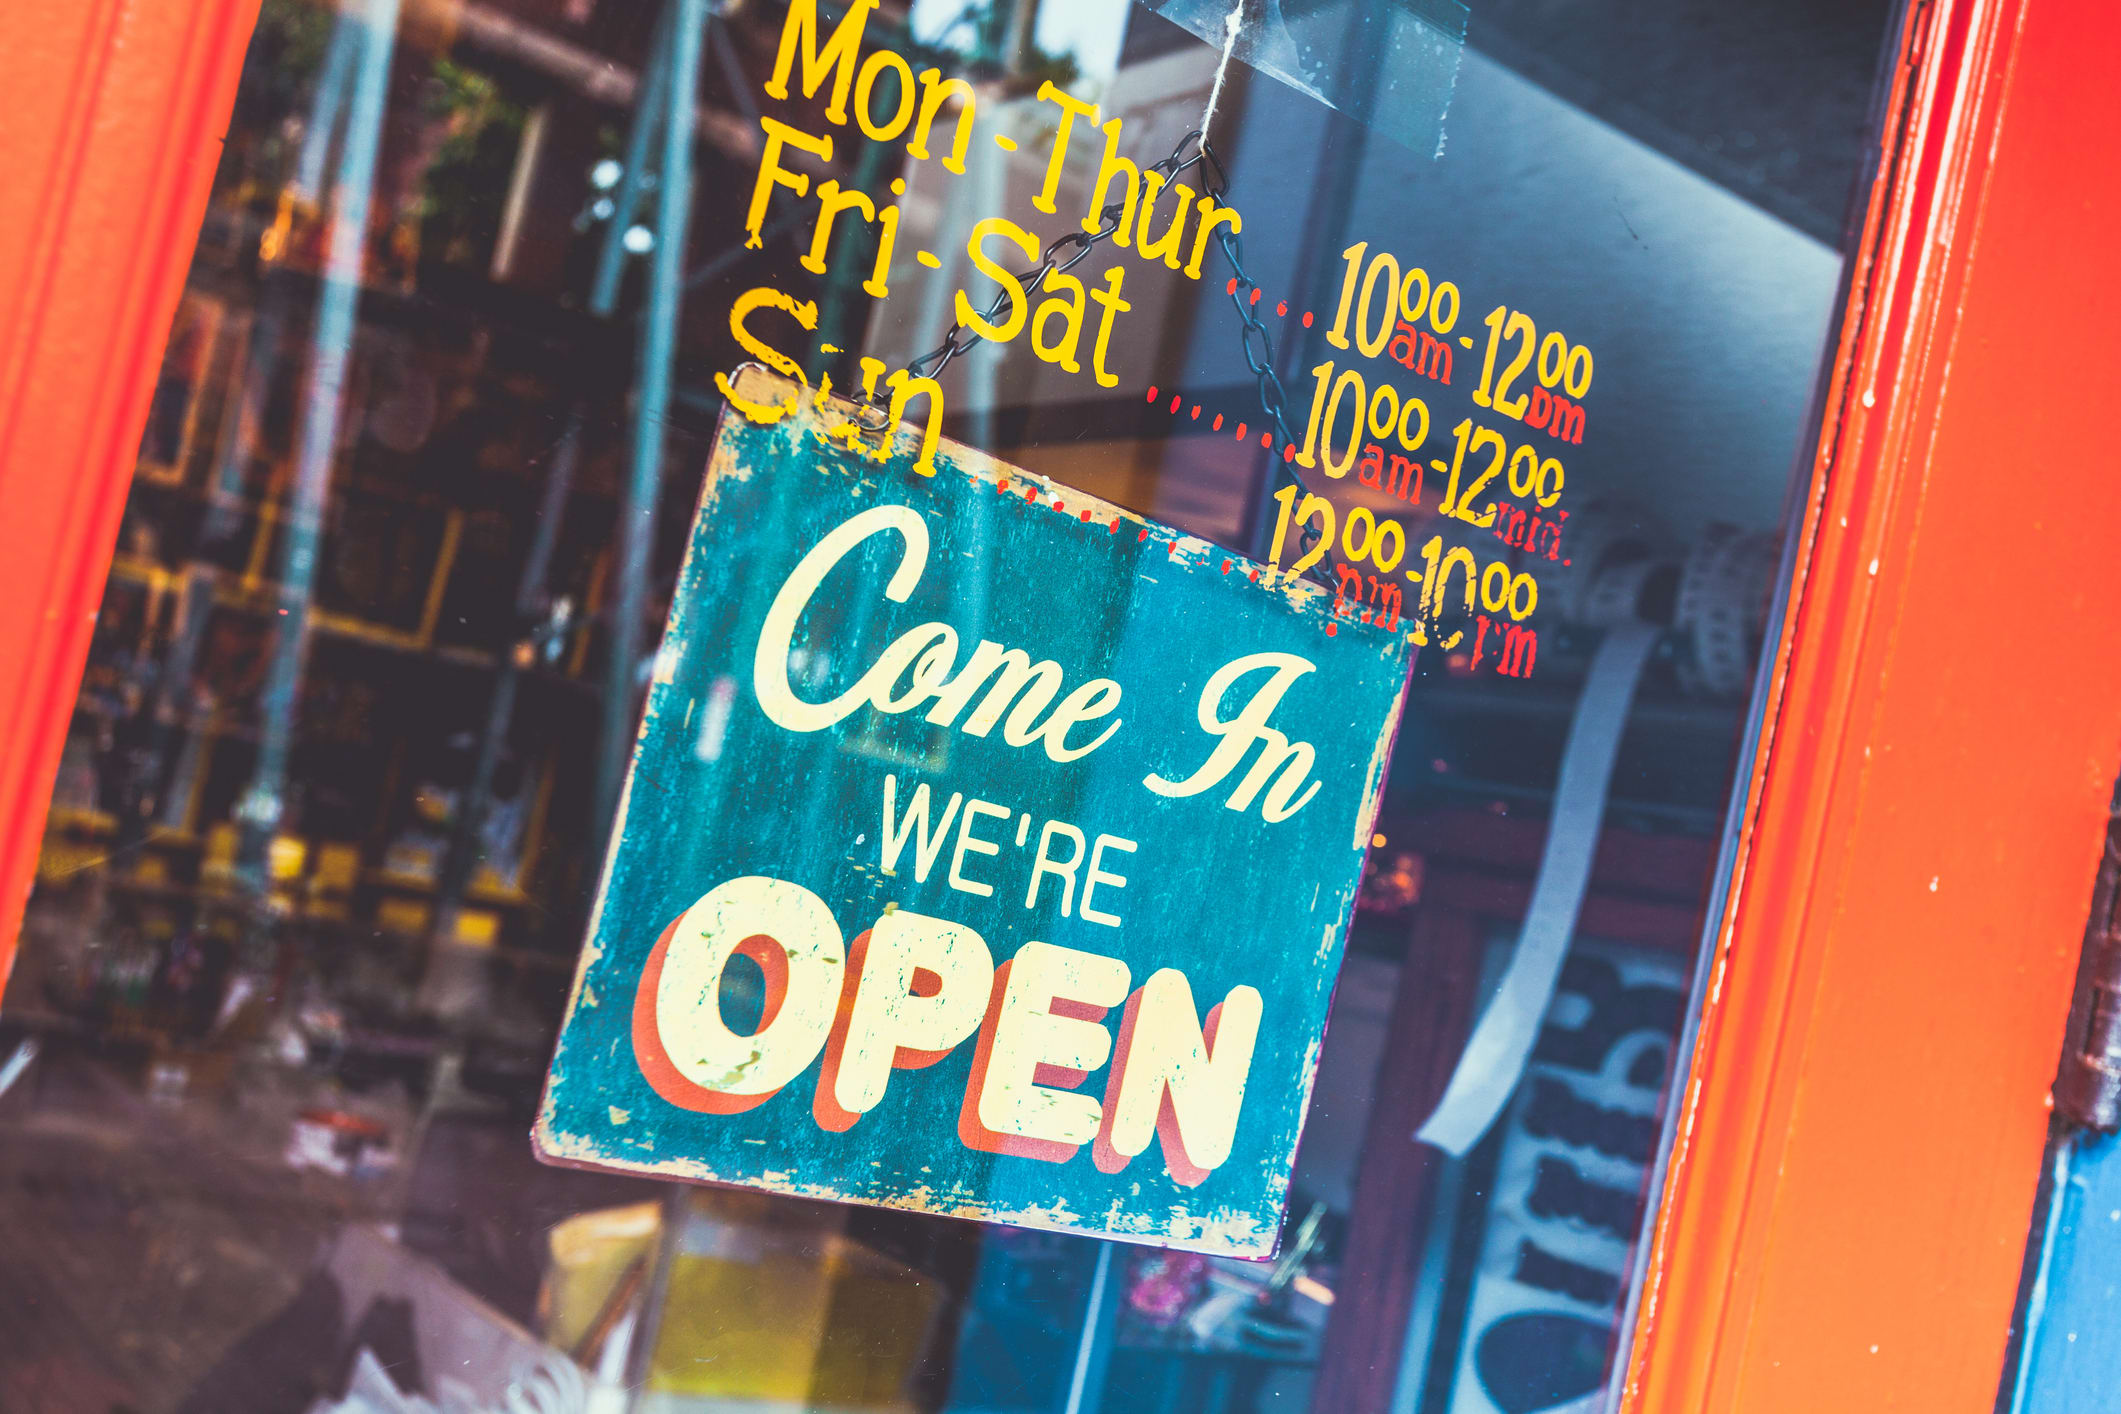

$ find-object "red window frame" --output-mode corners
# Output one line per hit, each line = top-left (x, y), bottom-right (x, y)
(3, 4), (2119, 1412)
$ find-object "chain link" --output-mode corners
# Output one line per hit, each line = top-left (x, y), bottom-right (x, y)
(1208, 145), (1338, 581)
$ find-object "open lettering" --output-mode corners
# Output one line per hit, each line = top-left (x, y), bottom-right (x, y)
(633, 876), (1262, 1187)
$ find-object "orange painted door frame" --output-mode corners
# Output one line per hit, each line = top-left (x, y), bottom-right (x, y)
(1622, 1), (2121, 1411)
(0, 0), (266, 990)
(2, 3), (2118, 1413)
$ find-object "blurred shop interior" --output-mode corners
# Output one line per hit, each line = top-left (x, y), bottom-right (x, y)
(0, 1), (1894, 1412)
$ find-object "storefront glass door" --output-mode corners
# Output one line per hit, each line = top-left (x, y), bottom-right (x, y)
(0, 2), (1902, 1411)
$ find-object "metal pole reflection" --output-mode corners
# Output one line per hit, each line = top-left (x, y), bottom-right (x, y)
(235, 0), (402, 900)
(596, 0), (706, 835)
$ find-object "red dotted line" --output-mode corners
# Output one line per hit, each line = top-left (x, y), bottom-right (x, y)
(1223, 278), (1313, 329)
(988, 473), (1128, 535)
(986, 316), (1407, 646)
(1138, 282), (1316, 465)
(1143, 382), (1308, 465)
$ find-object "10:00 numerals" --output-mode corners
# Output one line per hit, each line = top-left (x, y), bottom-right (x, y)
(1318, 240), (1596, 436)
(1259, 242), (1595, 660)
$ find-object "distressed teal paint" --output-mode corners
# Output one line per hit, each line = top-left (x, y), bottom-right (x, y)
(535, 373), (1411, 1256)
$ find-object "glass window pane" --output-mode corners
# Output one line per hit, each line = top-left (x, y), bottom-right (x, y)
(0, 2), (1895, 1411)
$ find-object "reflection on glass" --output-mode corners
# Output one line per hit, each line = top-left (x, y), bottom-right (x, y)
(1, 1), (1891, 1412)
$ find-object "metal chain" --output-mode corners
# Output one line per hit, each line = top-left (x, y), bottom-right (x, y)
(1214, 233), (1293, 452)
(1209, 176), (1333, 572)
(898, 130), (1341, 588)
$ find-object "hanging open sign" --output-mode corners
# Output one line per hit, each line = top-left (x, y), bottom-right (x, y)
(535, 369), (1411, 1255)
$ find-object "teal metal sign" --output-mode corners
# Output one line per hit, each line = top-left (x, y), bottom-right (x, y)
(536, 370), (1412, 1256)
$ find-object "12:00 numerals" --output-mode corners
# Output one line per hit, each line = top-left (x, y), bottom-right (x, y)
(1262, 239), (1597, 669)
